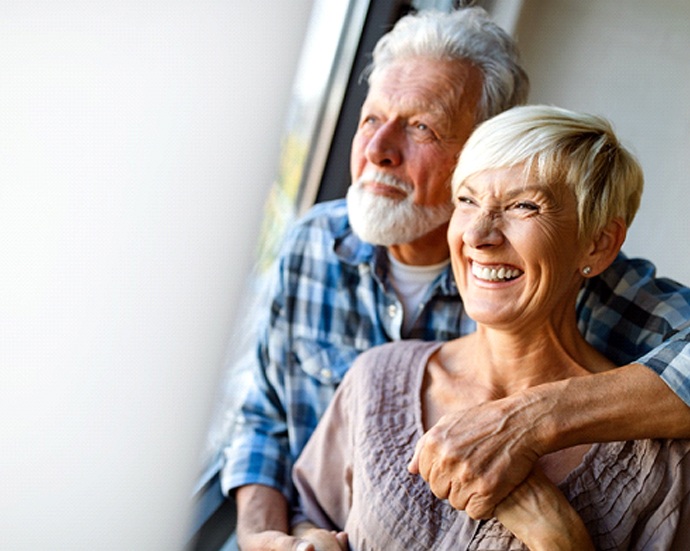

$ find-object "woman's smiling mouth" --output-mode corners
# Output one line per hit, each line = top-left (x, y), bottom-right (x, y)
(471, 261), (523, 282)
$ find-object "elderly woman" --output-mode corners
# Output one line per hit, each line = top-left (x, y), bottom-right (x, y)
(290, 105), (690, 550)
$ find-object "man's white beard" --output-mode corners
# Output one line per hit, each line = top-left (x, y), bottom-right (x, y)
(346, 171), (454, 246)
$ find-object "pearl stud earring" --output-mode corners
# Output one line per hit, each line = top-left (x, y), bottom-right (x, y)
(582, 266), (592, 276)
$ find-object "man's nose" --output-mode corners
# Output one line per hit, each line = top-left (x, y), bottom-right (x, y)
(365, 121), (402, 167)
(463, 211), (504, 249)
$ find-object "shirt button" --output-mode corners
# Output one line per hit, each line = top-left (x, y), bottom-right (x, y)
(387, 304), (397, 318)
(320, 368), (333, 380)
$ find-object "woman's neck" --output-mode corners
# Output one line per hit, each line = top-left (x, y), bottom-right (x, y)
(423, 314), (618, 484)
(433, 317), (615, 404)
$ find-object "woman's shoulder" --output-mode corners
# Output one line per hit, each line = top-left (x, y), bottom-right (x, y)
(349, 340), (442, 378)
(341, 340), (442, 403)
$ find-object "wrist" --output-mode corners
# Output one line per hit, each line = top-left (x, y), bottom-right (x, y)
(235, 484), (289, 540)
(503, 383), (564, 458)
(512, 373), (616, 456)
(534, 510), (594, 551)
(495, 468), (594, 551)
(525, 363), (689, 452)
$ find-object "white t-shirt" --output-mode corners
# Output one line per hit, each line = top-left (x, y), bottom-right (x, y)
(387, 252), (450, 336)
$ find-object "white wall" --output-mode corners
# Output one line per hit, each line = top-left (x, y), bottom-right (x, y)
(515, 0), (690, 284)
(0, 1), (312, 549)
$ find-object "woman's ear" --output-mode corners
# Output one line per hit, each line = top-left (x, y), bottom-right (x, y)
(581, 218), (627, 277)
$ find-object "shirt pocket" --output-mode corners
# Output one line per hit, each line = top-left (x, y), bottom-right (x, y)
(292, 337), (361, 385)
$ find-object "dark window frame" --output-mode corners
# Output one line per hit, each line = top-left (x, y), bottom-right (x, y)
(312, 0), (480, 205)
(313, 0), (416, 205)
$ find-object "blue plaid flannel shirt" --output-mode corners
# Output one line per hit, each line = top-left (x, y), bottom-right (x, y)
(222, 199), (690, 505)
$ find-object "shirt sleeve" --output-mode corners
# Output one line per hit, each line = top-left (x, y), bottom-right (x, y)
(577, 253), (690, 405)
(221, 252), (293, 499)
(639, 321), (690, 406)
(220, 203), (352, 503)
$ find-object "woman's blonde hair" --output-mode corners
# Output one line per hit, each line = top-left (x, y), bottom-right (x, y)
(452, 105), (643, 241)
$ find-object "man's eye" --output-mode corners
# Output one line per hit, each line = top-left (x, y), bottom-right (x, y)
(411, 121), (435, 136)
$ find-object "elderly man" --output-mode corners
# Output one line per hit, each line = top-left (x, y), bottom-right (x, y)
(222, 7), (690, 550)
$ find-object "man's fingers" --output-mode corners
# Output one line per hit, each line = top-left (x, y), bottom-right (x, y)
(335, 531), (348, 550)
(275, 534), (313, 551)
(463, 493), (496, 520)
(242, 532), (314, 551)
(288, 529), (349, 551)
(409, 427), (444, 478)
(412, 428), (501, 519)
(408, 434), (425, 473)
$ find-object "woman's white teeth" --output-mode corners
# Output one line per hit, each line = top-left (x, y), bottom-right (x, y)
(472, 263), (522, 281)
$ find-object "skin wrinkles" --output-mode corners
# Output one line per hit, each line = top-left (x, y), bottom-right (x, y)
(352, 56), (482, 211)
(371, 56), (480, 144)
(449, 164), (587, 340)
(349, 57), (483, 266)
(411, 161), (619, 534)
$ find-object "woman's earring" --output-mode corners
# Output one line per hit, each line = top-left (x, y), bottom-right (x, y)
(582, 266), (592, 276)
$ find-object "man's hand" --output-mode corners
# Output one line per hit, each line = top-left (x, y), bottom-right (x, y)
(408, 392), (547, 519)
(291, 523), (348, 551)
(238, 530), (317, 551)
(235, 485), (347, 551)
(409, 362), (690, 520)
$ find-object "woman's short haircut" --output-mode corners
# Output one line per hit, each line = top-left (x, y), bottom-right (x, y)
(452, 105), (644, 241)
(364, 7), (529, 124)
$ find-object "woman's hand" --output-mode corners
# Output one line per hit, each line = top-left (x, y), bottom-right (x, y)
(238, 526), (347, 551)
(290, 522), (348, 551)
(494, 468), (593, 551)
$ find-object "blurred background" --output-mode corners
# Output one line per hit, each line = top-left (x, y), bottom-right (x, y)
(0, 1), (313, 548)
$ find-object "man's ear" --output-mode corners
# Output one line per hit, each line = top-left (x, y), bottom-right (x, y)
(582, 218), (627, 277)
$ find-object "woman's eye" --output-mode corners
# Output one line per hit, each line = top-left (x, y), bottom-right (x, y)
(514, 201), (539, 211)
(456, 196), (476, 206)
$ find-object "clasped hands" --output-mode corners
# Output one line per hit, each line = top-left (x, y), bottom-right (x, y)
(242, 526), (347, 551)
(408, 394), (542, 519)
(409, 395), (594, 550)
(270, 392), (590, 550)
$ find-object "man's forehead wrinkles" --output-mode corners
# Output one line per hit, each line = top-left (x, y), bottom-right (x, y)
(373, 79), (455, 117)
(365, 59), (479, 142)
(375, 79), (442, 107)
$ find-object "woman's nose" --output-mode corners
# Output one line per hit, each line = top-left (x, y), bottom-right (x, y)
(365, 121), (402, 167)
(463, 211), (504, 249)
